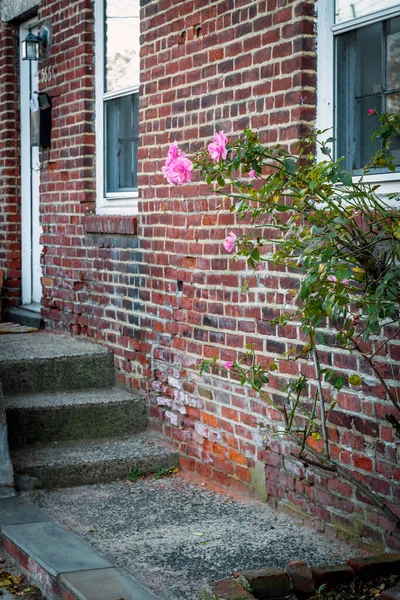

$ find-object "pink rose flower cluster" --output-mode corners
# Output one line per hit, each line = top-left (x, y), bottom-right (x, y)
(223, 231), (237, 253)
(163, 133), (238, 256)
(163, 131), (229, 186)
(208, 131), (228, 162)
(162, 141), (193, 185)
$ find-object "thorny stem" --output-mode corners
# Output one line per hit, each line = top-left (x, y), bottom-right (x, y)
(312, 348), (330, 457)
(298, 440), (400, 529)
(350, 336), (400, 414)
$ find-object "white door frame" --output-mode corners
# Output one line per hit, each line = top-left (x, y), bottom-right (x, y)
(20, 19), (42, 308)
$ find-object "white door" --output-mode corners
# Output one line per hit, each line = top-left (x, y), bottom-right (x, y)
(20, 21), (42, 309)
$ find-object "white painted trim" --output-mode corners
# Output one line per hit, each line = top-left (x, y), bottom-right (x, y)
(20, 19), (42, 306)
(333, 6), (400, 33)
(317, 0), (400, 191)
(104, 85), (139, 101)
(95, 0), (139, 216)
(316, 0), (335, 159)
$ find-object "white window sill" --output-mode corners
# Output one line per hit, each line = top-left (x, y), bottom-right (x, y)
(97, 194), (139, 216)
(353, 172), (400, 197)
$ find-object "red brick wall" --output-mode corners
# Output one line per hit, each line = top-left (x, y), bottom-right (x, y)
(0, 21), (21, 307)
(3, 0), (399, 551)
(38, 0), (96, 326)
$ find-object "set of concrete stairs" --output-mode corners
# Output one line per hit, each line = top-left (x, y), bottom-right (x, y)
(0, 333), (178, 490)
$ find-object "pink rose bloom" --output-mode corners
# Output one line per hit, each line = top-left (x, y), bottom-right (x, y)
(162, 155), (193, 185)
(224, 361), (234, 370)
(249, 169), (257, 178)
(208, 131), (228, 162)
(223, 231), (237, 253)
(165, 141), (179, 166)
(368, 108), (376, 115)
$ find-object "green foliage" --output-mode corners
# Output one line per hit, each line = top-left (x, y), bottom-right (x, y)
(193, 112), (400, 445)
(154, 467), (172, 479)
(128, 466), (144, 481)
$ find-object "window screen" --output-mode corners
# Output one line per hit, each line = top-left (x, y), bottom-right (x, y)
(105, 94), (139, 192)
(336, 16), (400, 170)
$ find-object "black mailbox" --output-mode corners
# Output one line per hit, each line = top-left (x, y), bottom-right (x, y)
(30, 92), (51, 147)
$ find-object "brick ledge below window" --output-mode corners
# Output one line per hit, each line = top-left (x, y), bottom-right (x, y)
(83, 215), (137, 235)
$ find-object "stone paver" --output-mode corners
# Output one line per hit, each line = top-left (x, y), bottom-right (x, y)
(0, 497), (49, 526)
(3, 521), (112, 576)
(60, 567), (158, 600)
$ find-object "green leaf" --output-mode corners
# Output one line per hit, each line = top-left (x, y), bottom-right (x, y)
(274, 203), (291, 212)
(333, 375), (345, 391)
(315, 331), (326, 345)
(301, 285), (310, 300)
(338, 170), (353, 186)
(283, 158), (297, 174)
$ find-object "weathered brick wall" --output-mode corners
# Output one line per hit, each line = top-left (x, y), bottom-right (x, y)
(8, 0), (400, 551)
(39, 0), (96, 323)
(0, 20), (21, 307)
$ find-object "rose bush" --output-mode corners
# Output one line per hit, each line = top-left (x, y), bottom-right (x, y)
(162, 113), (400, 526)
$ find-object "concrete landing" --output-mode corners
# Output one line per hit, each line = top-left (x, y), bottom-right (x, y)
(3, 306), (44, 329)
(29, 473), (357, 600)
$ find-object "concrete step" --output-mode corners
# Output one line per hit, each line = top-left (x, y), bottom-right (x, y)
(5, 387), (147, 448)
(11, 431), (179, 490)
(0, 333), (115, 394)
(3, 306), (44, 329)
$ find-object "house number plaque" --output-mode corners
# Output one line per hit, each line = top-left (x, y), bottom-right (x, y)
(37, 66), (53, 84)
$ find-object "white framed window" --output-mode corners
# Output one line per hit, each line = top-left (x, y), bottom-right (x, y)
(317, 1), (400, 193)
(95, 0), (140, 215)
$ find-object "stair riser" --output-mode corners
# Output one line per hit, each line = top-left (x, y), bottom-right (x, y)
(14, 453), (180, 489)
(0, 355), (115, 394)
(6, 401), (147, 448)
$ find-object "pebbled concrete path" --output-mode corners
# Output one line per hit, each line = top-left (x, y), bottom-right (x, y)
(29, 472), (357, 600)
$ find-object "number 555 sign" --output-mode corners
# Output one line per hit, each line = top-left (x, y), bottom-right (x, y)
(38, 66), (53, 84)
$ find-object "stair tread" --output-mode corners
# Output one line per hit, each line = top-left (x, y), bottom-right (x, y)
(0, 333), (110, 362)
(5, 387), (145, 409)
(11, 432), (178, 468)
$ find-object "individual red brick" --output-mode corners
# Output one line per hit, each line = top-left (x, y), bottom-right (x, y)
(287, 560), (315, 594)
(312, 565), (355, 589)
(233, 568), (292, 599)
(209, 578), (256, 599)
(348, 555), (400, 580)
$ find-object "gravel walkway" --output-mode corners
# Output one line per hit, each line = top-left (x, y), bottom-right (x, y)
(29, 473), (358, 600)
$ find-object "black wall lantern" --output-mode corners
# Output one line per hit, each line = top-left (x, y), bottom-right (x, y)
(22, 28), (49, 61)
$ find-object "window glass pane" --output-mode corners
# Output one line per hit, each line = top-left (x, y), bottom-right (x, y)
(386, 93), (400, 164)
(336, 31), (356, 170)
(387, 17), (400, 89)
(105, 94), (139, 193)
(356, 96), (382, 167)
(357, 23), (382, 96)
(105, 0), (140, 93)
(336, 16), (400, 171)
(335, 0), (400, 24)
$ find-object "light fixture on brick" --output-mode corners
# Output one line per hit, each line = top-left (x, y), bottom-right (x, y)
(21, 27), (49, 61)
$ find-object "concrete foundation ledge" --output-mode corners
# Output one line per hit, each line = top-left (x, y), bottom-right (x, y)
(0, 496), (159, 600)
